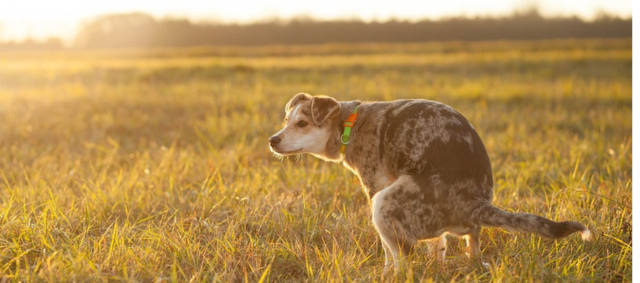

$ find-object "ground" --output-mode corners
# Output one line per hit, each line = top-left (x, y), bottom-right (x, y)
(0, 39), (631, 282)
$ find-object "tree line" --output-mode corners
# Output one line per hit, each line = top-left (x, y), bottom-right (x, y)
(76, 10), (630, 49)
(1, 9), (632, 50)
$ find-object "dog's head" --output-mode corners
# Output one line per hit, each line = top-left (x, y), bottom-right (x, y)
(269, 93), (340, 158)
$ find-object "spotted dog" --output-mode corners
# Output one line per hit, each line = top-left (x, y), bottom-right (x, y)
(269, 93), (592, 271)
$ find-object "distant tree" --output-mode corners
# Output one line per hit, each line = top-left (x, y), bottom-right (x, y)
(73, 10), (632, 49)
(75, 13), (158, 48)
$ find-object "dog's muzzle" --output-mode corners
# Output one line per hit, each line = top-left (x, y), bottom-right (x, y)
(269, 135), (281, 147)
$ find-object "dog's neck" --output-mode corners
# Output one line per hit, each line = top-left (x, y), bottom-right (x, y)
(315, 100), (362, 162)
(338, 101), (362, 133)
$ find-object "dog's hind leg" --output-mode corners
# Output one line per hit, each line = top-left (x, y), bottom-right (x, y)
(464, 226), (481, 258)
(435, 235), (447, 265)
(465, 226), (489, 268)
(371, 176), (417, 272)
(379, 236), (393, 271)
(376, 228), (414, 273)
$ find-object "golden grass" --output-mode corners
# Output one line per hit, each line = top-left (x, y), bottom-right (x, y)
(0, 39), (631, 282)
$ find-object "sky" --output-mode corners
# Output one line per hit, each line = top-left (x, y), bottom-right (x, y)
(0, 0), (632, 43)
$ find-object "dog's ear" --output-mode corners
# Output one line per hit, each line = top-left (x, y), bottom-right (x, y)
(310, 96), (340, 125)
(285, 93), (311, 113)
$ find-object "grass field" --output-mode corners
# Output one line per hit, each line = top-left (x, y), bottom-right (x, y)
(0, 39), (631, 282)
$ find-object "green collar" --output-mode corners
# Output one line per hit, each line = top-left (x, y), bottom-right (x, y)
(340, 106), (359, 154)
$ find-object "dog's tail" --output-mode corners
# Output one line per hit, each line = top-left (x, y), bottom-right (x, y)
(476, 203), (592, 241)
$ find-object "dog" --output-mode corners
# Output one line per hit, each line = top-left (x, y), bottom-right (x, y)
(269, 93), (591, 271)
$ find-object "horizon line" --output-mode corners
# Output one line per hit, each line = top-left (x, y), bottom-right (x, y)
(0, 7), (632, 44)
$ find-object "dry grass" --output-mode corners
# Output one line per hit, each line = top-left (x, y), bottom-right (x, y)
(0, 39), (631, 282)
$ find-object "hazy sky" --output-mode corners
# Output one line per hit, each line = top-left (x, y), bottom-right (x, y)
(0, 0), (631, 42)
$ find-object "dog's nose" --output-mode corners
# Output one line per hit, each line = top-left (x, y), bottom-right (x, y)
(269, 135), (281, 145)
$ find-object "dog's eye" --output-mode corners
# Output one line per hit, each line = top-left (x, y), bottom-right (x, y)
(296, 120), (308, 128)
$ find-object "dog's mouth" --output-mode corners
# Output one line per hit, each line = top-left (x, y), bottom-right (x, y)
(270, 147), (303, 155)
